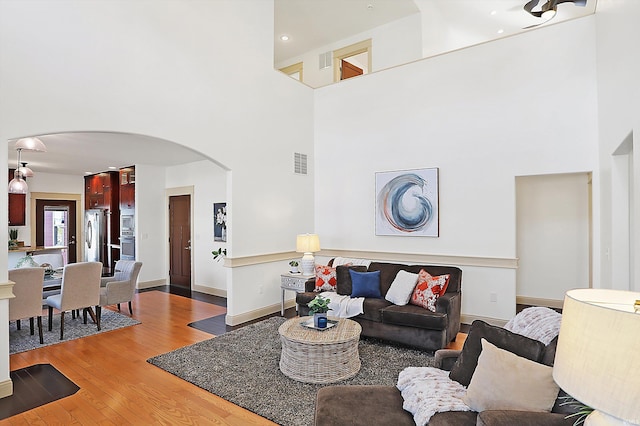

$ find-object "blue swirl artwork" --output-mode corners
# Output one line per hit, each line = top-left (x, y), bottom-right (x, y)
(376, 168), (439, 237)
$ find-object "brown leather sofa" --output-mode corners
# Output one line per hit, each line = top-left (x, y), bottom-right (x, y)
(296, 261), (462, 351)
(314, 320), (579, 426)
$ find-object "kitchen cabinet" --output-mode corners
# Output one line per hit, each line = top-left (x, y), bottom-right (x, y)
(85, 172), (119, 210)
(119, 166), (135, 210)
(8, 169), (26, 226)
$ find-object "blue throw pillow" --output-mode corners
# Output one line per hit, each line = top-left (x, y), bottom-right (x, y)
(349, 270), (382, 298)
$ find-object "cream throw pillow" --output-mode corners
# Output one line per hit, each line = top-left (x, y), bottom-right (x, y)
(463, 339), (559, 413)
(385, 270), (418, 305)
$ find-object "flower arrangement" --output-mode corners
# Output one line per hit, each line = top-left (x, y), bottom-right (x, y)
(212, 248), (226, 262)
(308, 295), (330, 314)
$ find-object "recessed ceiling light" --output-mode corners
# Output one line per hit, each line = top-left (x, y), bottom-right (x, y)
(497, 29), (504, 34)
(280, 35), (289, 41)
(108, 166), (117, 170)
(490, 10), (497, 16)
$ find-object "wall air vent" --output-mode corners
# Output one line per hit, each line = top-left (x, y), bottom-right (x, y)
(294, 152), (307, 175)
(319, 51), (332, 70)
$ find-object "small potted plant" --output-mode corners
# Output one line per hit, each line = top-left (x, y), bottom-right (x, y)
(8, 228), (18, 249)
(308, 294), (330, 328)
(288, 260), (299, 273)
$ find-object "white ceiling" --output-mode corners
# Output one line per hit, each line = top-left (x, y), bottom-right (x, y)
(7, 132), (209, 177)
(274, 0), (596, 64)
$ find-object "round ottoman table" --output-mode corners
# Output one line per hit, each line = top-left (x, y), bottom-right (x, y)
(278, 316), (362, 384)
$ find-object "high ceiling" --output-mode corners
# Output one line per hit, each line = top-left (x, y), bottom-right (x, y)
(274, 0), (597, 64)
(7, 132), (209, 177)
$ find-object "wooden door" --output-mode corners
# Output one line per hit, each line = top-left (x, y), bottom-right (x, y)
(35, 199), (78, 264)
(169, 195), (191, 289)
(341, 59), (363, 80)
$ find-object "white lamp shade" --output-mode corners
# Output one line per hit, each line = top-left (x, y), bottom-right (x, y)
(8, 176), (28, 194)
(17, 165), (34, 178)
(15, 137), (47, 152)
(552, 289), (640, 425)
(296, 234), (320, 253)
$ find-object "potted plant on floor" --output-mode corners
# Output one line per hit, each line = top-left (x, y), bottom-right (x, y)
(308, 295), (330, 328)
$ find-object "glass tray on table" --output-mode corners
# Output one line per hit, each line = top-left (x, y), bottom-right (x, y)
(300, 317), (339, 331)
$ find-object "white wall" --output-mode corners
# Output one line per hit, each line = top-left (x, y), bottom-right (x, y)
(276, 13), (422, 88)
(314, 17), (599, 321)
(165, 160), (228, 294)
(595, 0), (640, 292)
(516, 173), (591, 301)
(135, 164), (169, 285)
(0, 0), (315, 322)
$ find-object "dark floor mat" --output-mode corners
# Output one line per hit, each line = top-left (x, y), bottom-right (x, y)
(0, 363), (79, 420)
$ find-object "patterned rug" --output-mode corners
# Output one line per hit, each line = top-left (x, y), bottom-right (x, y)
(148, 316), (436, 426)
(10, 309), (141, 354)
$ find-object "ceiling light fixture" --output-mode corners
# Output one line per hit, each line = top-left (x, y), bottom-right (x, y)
(8, 149), (29, 194)
(497, 29), (504, 34)
(280, 35), (289, 41)
(523, 0), (586, 28)
(15, 136), (47, 152)
(18, 162), (34, 178)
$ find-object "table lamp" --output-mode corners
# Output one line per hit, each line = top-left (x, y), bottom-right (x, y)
(552, 288), (640, 426)
(296, 234), (320, 276)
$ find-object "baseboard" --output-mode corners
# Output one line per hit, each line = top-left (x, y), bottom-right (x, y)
(0, 378), (13, 398)
(516, 296), (564, 309)
(225, 301), (295, 326)
(193, 285), (227, 298)
(137, 279), (166, 290)
(460, 313), (508, 327)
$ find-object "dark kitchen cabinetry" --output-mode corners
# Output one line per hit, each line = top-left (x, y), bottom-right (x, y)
(119, 166), (135, 210)
(8, 169), (26, 226)
(85, 172), (119, 210)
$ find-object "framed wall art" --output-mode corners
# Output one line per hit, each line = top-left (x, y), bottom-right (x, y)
(375, 168), (439, 237)
(214, 202), (227, 242)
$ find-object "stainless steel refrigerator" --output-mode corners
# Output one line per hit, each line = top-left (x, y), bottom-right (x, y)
(84, 209), (107, 270)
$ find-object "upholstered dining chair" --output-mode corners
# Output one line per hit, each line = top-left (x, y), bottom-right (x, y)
(98, 260), (142, 318)
(45, 261), (102, 340)
(9, 267), (46, 344)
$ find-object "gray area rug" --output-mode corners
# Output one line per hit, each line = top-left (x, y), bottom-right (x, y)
(10, 309), (141, 355)
(148, 316), (436, 426)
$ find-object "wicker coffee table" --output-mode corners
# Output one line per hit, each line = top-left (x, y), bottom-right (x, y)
(278, 316), (362, 384)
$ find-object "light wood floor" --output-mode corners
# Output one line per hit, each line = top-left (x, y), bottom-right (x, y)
(6, 290), (466, 425)
(7, 290), (277, 425)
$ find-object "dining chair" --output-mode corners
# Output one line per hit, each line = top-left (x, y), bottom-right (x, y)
(98, 260), (142, 318)
(9, 267), (46, 344)
(45, 261), (102, 340)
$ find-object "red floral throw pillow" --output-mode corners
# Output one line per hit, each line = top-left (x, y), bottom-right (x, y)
(410, 270), (451, 312)
(314, 265), (337, 292)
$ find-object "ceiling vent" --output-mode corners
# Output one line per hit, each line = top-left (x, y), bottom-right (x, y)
(294, 152), (307, 175)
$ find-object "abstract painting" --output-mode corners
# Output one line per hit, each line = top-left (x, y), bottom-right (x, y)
(214, 202), (227, 242)
(375, 168), (439, 237)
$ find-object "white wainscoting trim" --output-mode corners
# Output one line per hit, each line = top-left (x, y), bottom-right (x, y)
(516, 296), (564, 309)
(0, 378), (13, 399)
(225, 301), (294, 326)
(460, 313), (508, 328)
(225, 249), (517, 269)
(193, 285), (227, 298)
(137, 279), (166, 290)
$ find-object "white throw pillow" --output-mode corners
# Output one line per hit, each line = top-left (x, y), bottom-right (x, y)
(463, 339), (560, 413)
(385, 270), (418, 305)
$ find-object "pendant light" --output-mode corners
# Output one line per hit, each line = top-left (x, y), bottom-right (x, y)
(15, 137), (47, 152)
(8, 148), (29, 194)
(18, 162), (34, 178)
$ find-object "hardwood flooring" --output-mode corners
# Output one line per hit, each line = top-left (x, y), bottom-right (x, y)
(4, 289), (467, 424)
(7, 290), (276, 425)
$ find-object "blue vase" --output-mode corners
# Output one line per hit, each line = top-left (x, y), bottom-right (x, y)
(313, 312), (327, 328)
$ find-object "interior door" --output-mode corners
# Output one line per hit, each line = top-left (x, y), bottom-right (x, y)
(35, 199), (77, 264)
(341, 59), (363, 80)
(169, 195), (191, 289)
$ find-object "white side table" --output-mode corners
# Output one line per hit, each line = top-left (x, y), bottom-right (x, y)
(280, 273), (312, 316)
